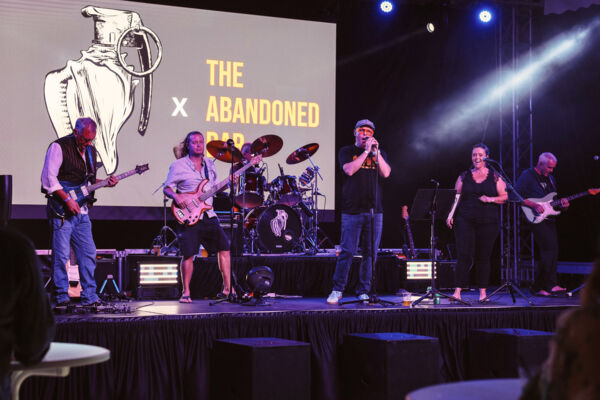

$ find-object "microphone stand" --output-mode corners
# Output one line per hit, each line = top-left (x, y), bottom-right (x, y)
(210, 142), (247, 306)
(340, 146), (395, 307)
(412, 181), (469, 306)
(480, 160), (534, 305)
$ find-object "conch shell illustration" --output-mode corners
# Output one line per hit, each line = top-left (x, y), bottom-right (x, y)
(44, 6), (162, 174)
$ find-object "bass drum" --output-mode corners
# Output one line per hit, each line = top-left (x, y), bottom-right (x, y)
(250, 204), (302, 253)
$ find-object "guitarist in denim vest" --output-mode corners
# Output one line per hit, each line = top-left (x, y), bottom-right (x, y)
(515, 152), (569, 296)
(41, 117), (118, 307)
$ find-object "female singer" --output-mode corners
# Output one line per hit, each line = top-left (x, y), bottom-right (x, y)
(446, 143), (507, 302)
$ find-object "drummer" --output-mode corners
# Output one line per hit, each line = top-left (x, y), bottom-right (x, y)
(233, 143), (261, 174)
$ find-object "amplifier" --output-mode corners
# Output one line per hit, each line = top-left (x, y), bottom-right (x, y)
(215, 211), (243, 256)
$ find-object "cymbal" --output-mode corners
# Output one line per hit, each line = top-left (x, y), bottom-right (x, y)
(206, 140), (243, 163)
(286, 143), (319, 164)
(251, 135), (283, 157)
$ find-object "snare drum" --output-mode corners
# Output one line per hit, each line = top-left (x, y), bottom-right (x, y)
(270, 175), (301, 206)
(235, 171), (265, 209)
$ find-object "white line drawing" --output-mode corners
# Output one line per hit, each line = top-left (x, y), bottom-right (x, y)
(44, 6), (162, 174)
(270, 209), (288, 238)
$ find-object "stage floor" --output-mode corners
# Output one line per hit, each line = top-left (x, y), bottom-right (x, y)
(56, 288), (578, 319)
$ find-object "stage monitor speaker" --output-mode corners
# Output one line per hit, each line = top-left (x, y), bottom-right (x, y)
(0, 175), (12, 227)
(211, 337), (311, 400)
(342, 332), (441, 400)
(467, 328), (553, 379)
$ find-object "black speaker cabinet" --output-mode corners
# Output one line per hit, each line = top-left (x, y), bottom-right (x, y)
(211, 337), (310, 400)
(94, 258), (120, 295)
(467, 328), (553, 379)
(342, 332), (441, 400)
(0, 175), (12, 226)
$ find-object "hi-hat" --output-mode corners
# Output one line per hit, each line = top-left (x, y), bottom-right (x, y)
(250, 135), (283, 157)
(207, 140), (243, 163)
(286, 143), (319, 164)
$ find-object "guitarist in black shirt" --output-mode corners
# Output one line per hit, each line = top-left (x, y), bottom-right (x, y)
(515, 152), (569, 296)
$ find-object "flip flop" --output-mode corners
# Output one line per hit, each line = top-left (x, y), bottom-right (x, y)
(179, 295), (192, 303)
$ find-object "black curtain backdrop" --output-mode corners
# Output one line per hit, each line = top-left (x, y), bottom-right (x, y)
(20, 307), (564, 400)
(11, 1), (600, 262)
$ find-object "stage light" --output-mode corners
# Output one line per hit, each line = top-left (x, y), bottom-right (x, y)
(133, 260), (180, 299)
(478, 9), (492, 23)
(407, 17), (599, 154)
(380, 1), (393, 13)
(426, 23), (435, 33)
(245, 266), (274, 306)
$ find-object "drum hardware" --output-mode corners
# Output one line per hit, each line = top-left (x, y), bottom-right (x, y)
(285, 143), (329, 254)
(206, 140), (243, 163)
(151, 182), (179, 255)
(250, 134), (283, 157)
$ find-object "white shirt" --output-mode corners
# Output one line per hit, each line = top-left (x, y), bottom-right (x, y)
(41, 142), (90, 214)
(164, 155), (218, 219)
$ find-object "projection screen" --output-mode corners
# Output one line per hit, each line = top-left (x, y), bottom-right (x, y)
(0, 0), (336, 219)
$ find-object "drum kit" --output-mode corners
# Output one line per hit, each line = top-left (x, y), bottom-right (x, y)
(207, 135), (325, 254)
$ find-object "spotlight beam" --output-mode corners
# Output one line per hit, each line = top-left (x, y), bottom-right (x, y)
(408, 18), (600, 152)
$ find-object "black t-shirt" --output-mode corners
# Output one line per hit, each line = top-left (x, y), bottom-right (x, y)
(514, 168), (557, 199)
(455, 169), (501, 223)
(338, 145), (388, 214)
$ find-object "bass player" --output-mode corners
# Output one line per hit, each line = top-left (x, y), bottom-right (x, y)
(163, 131), (232, 303)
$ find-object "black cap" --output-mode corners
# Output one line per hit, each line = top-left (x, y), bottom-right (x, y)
(355, 119), (375, 131)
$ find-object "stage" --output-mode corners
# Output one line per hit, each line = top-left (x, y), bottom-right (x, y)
(22, 285), (577, 400)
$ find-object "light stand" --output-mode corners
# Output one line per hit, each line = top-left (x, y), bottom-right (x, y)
(412, 185), (469, 306)
(340, 150), (395, 307)
(480, 160), (534, 305)
(151, 183), (178, 255)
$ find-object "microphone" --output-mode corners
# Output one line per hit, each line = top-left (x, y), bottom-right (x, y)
(226, 139), (235, 148)
(278, 163), (284, 178)
(430, 179), (439, 186)
(484, 158), (499, 165)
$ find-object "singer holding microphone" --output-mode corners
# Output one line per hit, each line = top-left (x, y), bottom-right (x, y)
(327, 119), (391, 304)
(446, 143), (507, 302)
(164, 131), (233, 303)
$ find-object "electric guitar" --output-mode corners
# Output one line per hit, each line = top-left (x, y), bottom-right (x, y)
(172, 155), (262, 225)
(521, 188), (599, 223)
(47, 164), (149, 218)
(402, 205), (417, 259)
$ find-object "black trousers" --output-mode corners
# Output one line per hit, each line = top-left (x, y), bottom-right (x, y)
(454, 217), (499, 288)
(529, 220), (558, 292)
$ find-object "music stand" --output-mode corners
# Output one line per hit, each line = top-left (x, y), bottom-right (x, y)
(410, 187), (470, 306)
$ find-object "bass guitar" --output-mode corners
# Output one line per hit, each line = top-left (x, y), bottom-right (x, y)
(521, 188), (599, 223)
(172, 155), (262, 225)
(47, 164), (149, 218)
(402, 205), (417, 259)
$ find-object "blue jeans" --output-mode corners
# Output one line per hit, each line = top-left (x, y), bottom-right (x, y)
(49, 212), (98, 305)
(332, 212), (383, 295)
